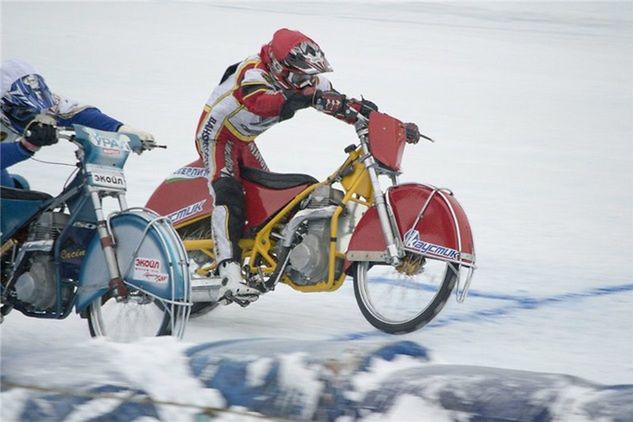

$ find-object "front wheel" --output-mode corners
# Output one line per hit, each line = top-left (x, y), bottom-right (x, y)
(87, 290), (187, 341)
(353, 254), (458, 334)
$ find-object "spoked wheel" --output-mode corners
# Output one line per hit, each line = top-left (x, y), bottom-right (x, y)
(87, 289), (187, 341)
(353, 253), (458, 334)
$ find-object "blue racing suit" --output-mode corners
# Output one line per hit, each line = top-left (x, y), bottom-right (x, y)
(1, 107), (122, 187)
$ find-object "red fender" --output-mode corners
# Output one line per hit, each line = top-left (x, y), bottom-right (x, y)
(146, 159), (212, 228)
(146, 159), (312, 230)
(346, 183), (475, 267)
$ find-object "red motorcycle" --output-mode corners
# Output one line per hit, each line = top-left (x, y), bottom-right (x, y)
(146, 110), (476, 334)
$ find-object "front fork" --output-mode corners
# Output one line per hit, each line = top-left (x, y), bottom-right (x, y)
(357, 126), (402, 266)
(89, 190), (128, 297)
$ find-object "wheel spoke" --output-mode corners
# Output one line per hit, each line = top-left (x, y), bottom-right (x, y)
(88, 290), (182, 342)
(354, 255), (457, 334)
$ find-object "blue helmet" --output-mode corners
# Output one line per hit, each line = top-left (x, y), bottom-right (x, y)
(1, 61), (54, 134)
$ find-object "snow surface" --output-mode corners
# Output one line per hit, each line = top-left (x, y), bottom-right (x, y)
(1, 0), (632, 420)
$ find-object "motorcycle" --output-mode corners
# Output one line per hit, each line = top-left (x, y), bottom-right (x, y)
(0, 125), (192, 341)
(147, 110), (476, 334)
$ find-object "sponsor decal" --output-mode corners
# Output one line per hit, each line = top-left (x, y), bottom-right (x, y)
(60, 248), (86, 260)
(168, 199), (207, 224)
(200, 116), (217, 143)
(133, 257), (168, 284)
(91, 172), (126, 189)
(166, 166), (209, 182)
(403, 229), (460, 261)
(85, 128), (130, 154)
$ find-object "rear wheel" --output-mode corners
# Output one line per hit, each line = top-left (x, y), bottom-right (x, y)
(353, 253), (458, 334)
(87, 290), (186, 341)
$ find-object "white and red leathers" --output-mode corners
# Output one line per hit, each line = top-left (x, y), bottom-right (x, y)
(195, 50), (333, 264)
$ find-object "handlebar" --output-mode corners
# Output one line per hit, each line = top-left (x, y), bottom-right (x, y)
(54, 127), (166, 152)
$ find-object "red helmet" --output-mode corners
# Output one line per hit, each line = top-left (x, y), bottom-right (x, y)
(263, 28), (332, 89)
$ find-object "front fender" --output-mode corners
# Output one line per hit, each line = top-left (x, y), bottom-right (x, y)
(75, 209), (191, 312)
(346, 183), (475, 268)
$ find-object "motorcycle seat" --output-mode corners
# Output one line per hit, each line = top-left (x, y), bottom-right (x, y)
(241, 166), (318, 190)
(1, 186), (53, 201)
(1, 187), (54, 243)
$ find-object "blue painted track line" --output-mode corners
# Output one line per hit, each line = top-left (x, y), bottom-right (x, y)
(333, 281), (633, 341)
(372, 277), (633, 304)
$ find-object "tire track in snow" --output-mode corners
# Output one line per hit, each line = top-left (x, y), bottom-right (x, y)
(334, 282), (633, 341)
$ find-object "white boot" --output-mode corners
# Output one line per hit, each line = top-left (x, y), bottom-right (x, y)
(217, 261), (259, 304)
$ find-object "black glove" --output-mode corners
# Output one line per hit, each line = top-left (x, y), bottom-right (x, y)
(313, 90), (346, 115)
(24, 120), (57, 147)
(404, 122), (420, 144)
(357, 98), (378, 118)
(279, 87), (315, 121)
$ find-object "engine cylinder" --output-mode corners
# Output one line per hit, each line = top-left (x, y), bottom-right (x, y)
(27, 212), (70, 242)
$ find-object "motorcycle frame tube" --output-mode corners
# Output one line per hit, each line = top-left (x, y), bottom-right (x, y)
(247, 145), (377, 292)
(248, 183), (320, 273)
(52, 192), (94, 319)
(184, 146), (363, 292)
(177, 135), (391, 293)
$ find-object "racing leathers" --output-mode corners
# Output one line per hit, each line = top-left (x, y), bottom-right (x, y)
(195, 54), (335, 265)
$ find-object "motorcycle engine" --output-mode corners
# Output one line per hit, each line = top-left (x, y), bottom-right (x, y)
(14, 254), (57, 309)
(12, 211), (70, 310)
(286, 186), (344, 286)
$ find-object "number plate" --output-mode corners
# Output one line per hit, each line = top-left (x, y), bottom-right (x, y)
(89, 170), (127, 190)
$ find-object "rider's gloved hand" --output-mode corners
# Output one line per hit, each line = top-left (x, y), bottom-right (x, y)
(357, 98), (379, 118)
(118, 124), (156, 152)
(404, 122), (421, 144)
(279, 86), (315, 120)
(22, 115), (58, 152)
(313, 90), (346, 115)
(347, 98), (379, 119)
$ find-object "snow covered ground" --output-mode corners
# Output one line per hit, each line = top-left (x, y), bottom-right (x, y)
(1, 1), (632, 420)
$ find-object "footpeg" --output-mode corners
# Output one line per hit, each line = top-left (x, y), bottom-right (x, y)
(223, 291), (258, 308)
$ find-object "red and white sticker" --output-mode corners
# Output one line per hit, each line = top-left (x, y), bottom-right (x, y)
(133, 257), (168, 284)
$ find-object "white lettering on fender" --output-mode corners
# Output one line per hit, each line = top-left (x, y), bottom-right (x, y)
(403, 229), (460, 261)
(168, 199), (207, 224)
(166, 166), (210, 182)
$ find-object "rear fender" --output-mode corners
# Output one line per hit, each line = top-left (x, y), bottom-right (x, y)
(346, 183), (475, 268)
(145, 159), (212, 228)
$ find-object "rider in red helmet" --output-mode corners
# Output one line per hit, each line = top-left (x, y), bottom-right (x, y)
(195, 28), (420, 304)
(264, 28), (333, 89)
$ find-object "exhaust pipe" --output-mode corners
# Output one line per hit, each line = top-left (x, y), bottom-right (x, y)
(190, 276), (223, 302)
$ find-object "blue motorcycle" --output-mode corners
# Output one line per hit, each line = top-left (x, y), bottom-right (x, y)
(0, 125), (191, 340)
